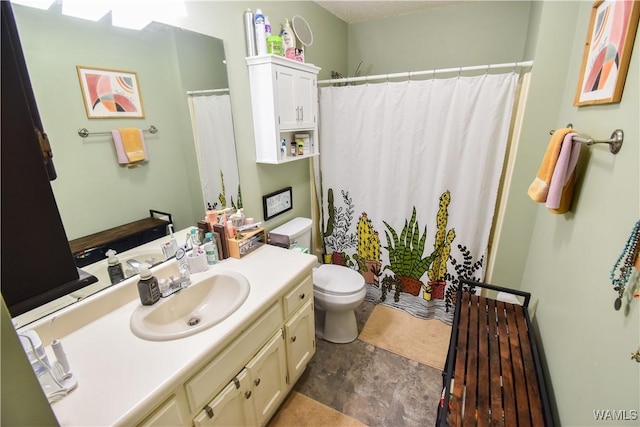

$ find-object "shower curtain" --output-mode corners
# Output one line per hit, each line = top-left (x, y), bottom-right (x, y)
(189, 94), (240, 210)
(318, 73), (518, 324)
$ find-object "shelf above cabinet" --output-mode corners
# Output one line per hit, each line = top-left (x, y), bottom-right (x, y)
(245, 54), (320, 74)
(259, 152), (319, 165)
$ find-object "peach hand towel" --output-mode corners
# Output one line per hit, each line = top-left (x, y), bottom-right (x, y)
(546, 133), (580, 214)
(119, 128), (146, 162)
(111, 129), (148, 165)
(527, 128), (574, 202)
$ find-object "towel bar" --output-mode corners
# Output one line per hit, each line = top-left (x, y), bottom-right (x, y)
(78, 125), (158, 138)
(549, 124), (624, 154)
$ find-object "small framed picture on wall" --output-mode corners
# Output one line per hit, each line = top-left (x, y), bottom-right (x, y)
(263, 187), (293, 220)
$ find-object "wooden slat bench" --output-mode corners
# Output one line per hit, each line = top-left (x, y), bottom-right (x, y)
(437, 279), (553, 426)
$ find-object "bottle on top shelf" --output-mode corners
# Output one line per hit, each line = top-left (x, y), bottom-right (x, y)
(254, 9), (267, 55)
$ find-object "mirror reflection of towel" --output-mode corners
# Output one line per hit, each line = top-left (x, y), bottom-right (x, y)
(110, 128), (148, 165)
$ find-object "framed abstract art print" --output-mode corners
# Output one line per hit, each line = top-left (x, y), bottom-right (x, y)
(77, 66), (145, 118)
(574, 0), (640, 106)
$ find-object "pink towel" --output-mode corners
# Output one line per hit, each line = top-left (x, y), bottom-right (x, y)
(110, 129), (148, 165)
(546, 132), (581, 212)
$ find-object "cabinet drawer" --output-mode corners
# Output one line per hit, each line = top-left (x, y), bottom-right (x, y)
(185, 303), (283, 413)
(283, 275), (313, 318)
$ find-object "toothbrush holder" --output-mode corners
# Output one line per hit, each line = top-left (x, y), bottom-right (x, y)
(186, 251), (208, 273)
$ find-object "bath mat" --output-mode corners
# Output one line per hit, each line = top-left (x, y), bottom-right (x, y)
(268, 391), (366, 427)
(358, 304), (451, 371)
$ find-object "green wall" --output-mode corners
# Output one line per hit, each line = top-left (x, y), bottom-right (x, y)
(346, 1), (532, 76)
(514, 2), (639, 425)
(1, 299), (58, 426)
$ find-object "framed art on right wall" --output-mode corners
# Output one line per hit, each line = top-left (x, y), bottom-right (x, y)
(574, 0), (640, 106)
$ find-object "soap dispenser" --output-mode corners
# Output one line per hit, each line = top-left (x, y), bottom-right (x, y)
(137, 263), (160, 305)
(106, 249), (125, 285)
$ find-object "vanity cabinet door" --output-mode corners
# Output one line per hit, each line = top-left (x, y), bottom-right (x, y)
(246, 330), (288, 426)
(193, 369), (256, 427)
(284, 300), (315, 384)
(139, 394), (186, 427)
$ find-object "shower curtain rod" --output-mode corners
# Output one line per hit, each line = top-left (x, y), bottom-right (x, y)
(317, 60), (533, 86)
(186, 88), (229, 95)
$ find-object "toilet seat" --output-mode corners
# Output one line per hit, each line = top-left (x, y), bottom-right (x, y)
(313, 264), (365, 296)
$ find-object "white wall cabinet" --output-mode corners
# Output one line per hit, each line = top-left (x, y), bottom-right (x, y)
(246, 55), (321, 164)
(136, 271), (315, 427)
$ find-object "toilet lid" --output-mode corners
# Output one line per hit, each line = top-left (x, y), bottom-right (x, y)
(313, 264), (365, 295)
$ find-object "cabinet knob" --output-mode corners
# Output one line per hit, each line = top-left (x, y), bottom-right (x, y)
(254, 378), (261, 386)
(291, 335), (297, 343)
(299, 293), (305, 300)
(300, 106), (304, 121)
(245, 391), (252, 399)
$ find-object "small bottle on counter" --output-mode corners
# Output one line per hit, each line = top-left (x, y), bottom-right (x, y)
(106, 249), (125, 285)
(137, 263), (160, 305)
(203, 232), (219, 265)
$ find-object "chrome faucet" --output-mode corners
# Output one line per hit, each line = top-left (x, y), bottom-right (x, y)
(126, 259), (141, 270)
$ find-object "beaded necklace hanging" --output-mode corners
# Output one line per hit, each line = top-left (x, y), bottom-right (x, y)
(611, 220), (640, 310)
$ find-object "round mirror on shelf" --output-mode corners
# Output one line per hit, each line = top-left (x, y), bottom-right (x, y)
(292, 15), (313, 49)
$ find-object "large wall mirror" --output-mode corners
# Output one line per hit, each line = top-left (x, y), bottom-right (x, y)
(12, 3), (240, 324)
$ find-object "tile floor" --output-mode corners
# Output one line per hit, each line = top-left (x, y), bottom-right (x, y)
(292, 300), (444, 426)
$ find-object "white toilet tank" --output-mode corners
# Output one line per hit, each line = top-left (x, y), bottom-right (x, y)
(269, 217), (312, 250)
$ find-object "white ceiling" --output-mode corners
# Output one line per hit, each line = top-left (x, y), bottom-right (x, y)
(314, 0), (470, 24)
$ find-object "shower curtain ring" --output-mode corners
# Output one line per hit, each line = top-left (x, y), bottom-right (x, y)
(513, 61), (518, 72)
(458, 67), (462, 78)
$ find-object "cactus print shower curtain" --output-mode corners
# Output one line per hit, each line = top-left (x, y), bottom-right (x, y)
(317, 73), (518, 324)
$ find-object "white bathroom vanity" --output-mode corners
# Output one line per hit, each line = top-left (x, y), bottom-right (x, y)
(21, 243), (317, 426)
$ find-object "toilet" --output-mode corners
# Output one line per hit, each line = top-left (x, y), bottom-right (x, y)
(270, 218), (366, 344)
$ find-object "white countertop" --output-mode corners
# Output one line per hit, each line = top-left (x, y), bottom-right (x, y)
(24, 244), (317, 426)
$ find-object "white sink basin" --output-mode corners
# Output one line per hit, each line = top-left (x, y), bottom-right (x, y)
(130, 271), (250, 341)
